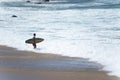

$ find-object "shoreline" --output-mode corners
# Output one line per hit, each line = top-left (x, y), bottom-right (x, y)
(0, 45), (119, 80)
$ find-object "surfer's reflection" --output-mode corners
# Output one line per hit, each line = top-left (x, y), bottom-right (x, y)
(33, 33), (37, 49)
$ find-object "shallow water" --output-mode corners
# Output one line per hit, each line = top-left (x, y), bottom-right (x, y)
(0, 57), (101, 70)
(0, 0), (120, 77)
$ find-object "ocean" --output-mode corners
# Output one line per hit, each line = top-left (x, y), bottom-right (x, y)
(0, 0), (120, 77)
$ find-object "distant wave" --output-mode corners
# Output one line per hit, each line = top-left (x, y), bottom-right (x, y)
(52, 0), (120, 4)
(1, 0), (120, 10)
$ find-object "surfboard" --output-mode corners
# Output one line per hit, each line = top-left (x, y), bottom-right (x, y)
(25, 38), (44, 44)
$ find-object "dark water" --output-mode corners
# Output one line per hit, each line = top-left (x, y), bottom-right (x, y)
(1, 0), (120, 10)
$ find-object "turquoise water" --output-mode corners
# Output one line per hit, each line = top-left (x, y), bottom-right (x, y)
(0, 0), (120, 77)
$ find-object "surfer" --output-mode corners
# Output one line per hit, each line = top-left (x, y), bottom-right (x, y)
(33, 33), (37, 49)
(25, 33), (44, 48)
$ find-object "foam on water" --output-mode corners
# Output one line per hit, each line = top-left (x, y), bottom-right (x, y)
(0, 0), (120, 77)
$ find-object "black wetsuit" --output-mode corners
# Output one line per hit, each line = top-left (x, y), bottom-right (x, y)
(33, 36), (36, 48)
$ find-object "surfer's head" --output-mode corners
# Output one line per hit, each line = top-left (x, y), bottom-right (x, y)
(33, 33), (36, 37)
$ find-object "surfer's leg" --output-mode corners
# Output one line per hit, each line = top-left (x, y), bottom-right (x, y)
(34, 44), (37, 48)
(32, 43), (36, 49)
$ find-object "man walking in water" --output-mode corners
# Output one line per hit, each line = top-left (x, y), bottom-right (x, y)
(33, 33), (36, 49)
(25, 33), (44, 48)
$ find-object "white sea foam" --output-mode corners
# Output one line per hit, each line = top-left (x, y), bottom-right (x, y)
(0, 0), (120, 78)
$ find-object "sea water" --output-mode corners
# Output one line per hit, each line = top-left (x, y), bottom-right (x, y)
(0, 0), (120, 77)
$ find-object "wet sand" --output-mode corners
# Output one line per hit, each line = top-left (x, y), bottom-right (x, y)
(0, 46), (119, 80)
